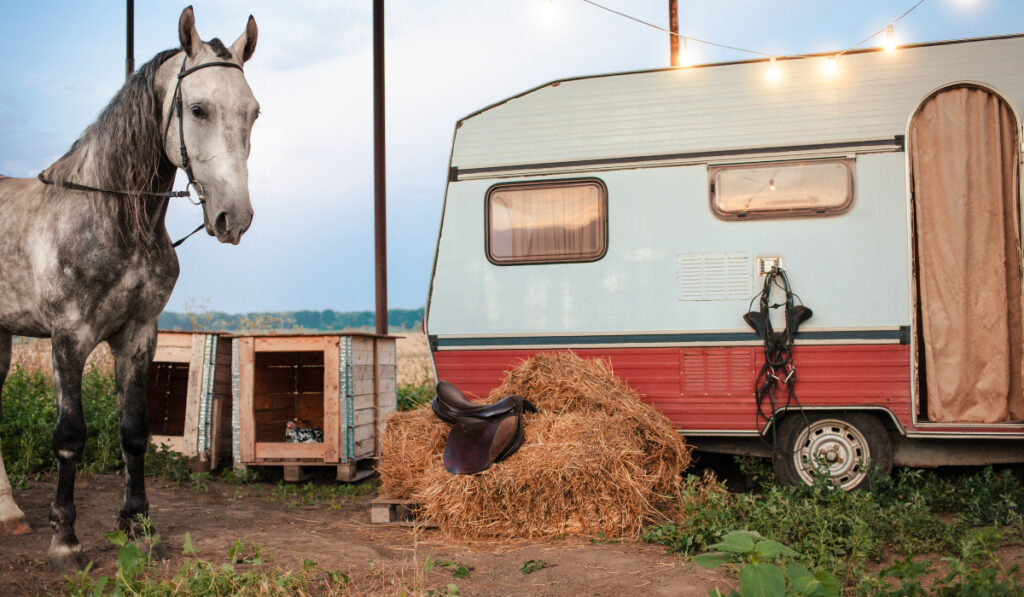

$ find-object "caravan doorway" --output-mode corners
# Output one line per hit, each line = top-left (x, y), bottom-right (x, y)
(909, 84), (1024, 423)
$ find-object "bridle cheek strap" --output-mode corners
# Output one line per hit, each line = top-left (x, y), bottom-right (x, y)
(164, 55), (244, 197)
(163, 55), (244, 247)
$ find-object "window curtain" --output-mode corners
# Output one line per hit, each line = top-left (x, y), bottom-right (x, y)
(911, 86), (1024, 422)
(489, 183), (604, 262)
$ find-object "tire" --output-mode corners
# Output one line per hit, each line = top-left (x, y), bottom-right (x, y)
(772, 412), (892, 491)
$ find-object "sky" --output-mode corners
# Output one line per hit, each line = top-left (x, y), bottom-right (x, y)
(0, 0), (1020, 313)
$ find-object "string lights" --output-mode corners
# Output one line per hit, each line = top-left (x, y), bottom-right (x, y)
(576, 0), (930, 79)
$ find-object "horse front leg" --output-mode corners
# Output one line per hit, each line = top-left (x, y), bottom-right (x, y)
(0, 333), (31, 536)
(108, 322), (167, 559)
(48, 333), (90, 572)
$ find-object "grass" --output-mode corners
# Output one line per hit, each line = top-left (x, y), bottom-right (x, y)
(397, 376), (433, 411)
(64, 534), (354, 597)
(1, 365), (122, 487)
(643, 460), (1024, 594)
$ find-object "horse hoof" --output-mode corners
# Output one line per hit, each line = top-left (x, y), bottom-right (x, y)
(48, 544), (88, 573)
(0, 517), (31, 535)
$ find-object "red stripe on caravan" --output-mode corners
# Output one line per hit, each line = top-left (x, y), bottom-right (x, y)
(432, 344), (912, 434)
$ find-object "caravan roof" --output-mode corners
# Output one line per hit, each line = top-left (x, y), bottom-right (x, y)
(450, 34), (1024, 180)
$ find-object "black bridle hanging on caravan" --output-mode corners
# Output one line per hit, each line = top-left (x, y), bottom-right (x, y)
(743, 267), (813, 441)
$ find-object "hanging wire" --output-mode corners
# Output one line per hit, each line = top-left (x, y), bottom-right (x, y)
(579, 0), (770, 57)
(578, 0), (930, 62)
(837, 0), (927, 58)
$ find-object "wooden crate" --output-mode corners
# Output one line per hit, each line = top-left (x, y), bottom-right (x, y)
(147, 331), (233, 472)
(231, 333), (397, 482)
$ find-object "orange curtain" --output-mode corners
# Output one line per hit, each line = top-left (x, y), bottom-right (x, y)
(911, 86), (1024, 422)
(489, 184), (604, 262)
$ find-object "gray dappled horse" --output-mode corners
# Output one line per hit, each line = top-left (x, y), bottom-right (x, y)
(0, 6), (259, 571)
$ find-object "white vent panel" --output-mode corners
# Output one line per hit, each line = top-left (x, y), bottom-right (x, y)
(677, 252), (752, 301)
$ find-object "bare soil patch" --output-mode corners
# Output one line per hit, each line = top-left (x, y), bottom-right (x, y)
(0, 474), (727, 596)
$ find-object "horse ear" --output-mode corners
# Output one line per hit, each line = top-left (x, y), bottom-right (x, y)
(178, 6), (203, 58)
(231, 15), (258, 63)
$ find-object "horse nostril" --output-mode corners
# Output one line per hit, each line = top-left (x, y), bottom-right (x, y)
(214, 212), (229, 235)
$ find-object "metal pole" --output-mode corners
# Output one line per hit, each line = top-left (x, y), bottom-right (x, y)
(373, 0), (388, 335)
(125, 0), (134, 79)
(669, 0), (679, 67)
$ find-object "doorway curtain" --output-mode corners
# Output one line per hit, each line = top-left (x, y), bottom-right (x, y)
(910, 85), (1024, 423)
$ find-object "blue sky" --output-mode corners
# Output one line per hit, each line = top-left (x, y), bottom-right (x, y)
(0, 0), (1019, 313)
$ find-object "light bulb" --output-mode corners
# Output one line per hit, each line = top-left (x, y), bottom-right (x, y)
(767, 55), (781, 81)
(677, 36), (691, 67)
(884, 25), (896, 52)
(823, 55), (839, 76)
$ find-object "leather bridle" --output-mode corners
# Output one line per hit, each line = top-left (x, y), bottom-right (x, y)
(38, 53), (244, 247)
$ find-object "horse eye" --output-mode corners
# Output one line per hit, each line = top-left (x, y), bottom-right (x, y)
(190, 105), (207, 119)
(253, 109), (261, 120)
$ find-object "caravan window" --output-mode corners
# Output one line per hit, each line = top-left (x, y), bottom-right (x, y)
(710, 159), (854, 219)
(486, 179), (607, 265)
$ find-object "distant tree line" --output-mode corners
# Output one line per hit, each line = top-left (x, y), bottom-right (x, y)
(158, 307), (425, 333)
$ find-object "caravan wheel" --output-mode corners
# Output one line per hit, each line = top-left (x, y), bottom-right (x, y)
(772, 413), (892, 491)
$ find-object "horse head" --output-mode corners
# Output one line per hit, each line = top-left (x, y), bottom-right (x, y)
(162, 6), (259, 245)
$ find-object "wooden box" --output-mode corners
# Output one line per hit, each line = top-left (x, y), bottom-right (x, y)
(147, 331), (233, 471)
(230, 333), (397, 482)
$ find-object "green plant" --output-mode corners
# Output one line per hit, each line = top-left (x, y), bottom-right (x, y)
(398, 376), (434, 411)
(589, 531), (620, 544)
(695, 530), (839, 597)
(268, 478), (380, 508)
(424, 557), (473, 579)
(0, 365), (121, 486)
(519, 559), (553, 574)
(145, 442), (192, 484)
(189, 471), (210, 492)
(66, 533), (351, 595)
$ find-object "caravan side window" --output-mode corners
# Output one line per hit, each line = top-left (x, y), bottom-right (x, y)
(709, 158), (854, 219)
(486, 179), (608, 265)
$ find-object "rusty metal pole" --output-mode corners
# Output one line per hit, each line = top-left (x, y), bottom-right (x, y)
(669, 0), (679, 67)
(125, 0), (134, 79)
(373, 0), (388, 335)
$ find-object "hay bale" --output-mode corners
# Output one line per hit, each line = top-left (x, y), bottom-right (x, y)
(377, 351), (691, 538)
(376, 409), (447, 499)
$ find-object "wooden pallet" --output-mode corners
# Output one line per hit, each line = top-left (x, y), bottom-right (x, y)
(370, 498), (436, 527)
(235, 459), (377, 483)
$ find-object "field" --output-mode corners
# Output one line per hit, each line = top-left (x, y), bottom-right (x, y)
(2, 335), (1024, 595)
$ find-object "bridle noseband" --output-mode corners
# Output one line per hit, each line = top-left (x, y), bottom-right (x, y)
(38, 53), (244, 247)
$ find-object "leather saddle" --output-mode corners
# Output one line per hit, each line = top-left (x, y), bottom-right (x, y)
(431, 381), (538, 474)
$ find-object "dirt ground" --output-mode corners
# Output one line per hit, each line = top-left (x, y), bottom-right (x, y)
(0, 473), (728, 596)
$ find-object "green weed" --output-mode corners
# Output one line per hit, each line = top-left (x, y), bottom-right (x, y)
(397, 376), (434, 411)
(519, 559), (553, 574)
(65, 532), (351, 596)
(268, 478), (380, 509)
(694, 530), (839, 597)
(646, 462), (1024, 593)
(1, 364), (207, 487)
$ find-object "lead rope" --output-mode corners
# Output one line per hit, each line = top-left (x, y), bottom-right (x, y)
(37, 53), (243, 248)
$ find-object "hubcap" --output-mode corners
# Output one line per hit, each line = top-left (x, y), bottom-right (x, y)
(792, 418), (869, 490)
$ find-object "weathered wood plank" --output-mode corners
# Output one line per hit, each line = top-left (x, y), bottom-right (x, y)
(254, 441), (324, 460)
(323, 337), (341, 463)
(182, 334), (206, 459)
(150, 435), (185, 453)
(254, 336), (329, 353)
(238, 337), (256, 463)
(153, 345), (192, 363)
(352, 337), (374, 365)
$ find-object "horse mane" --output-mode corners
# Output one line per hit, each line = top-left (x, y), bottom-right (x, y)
(42, 48), (182, 248)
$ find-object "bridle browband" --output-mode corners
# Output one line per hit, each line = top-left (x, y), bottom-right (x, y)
(37, 53), (244, 247)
